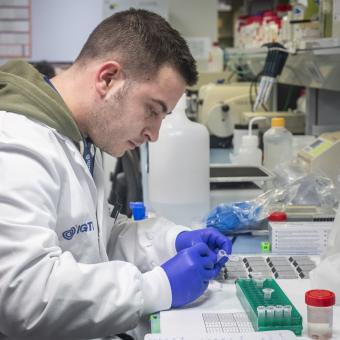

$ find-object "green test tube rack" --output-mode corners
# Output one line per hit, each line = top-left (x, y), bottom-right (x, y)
(235, 278), (303, 335)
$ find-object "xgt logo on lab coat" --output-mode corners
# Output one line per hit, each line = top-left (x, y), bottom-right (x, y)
(62, 221), (94, 240)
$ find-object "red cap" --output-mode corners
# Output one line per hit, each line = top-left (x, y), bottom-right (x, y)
(268, 211), (287, 221)
(263, 10), (276, 17)
(305, 290), (336, 307)
(276, 4), (292, 12)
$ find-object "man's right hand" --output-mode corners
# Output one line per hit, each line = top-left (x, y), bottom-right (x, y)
(161, 243), (221, 308)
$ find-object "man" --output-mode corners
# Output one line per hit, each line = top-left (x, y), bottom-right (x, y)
(0, 9), (231, 339)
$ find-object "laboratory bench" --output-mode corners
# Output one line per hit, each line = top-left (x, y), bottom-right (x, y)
(210, 148), (231, 164)
(153, 278), (340, 339)
(139, 149), (340, 339)
(232, 233), (267, 254)
(143, 234), (340, 339)
(209, 148), (266, 207)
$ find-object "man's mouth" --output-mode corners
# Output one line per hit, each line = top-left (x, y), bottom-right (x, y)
(129, 140), (143, 148)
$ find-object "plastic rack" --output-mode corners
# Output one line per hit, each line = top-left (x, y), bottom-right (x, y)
(236, 278), (303, 335)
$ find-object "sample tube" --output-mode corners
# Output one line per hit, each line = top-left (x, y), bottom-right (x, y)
(228, 255), (240, 262)
(283, 305), (292, 325)
(266, 305), (275, 325)
(257, 305), (266, 326)
(252, 272), (266, 288)
(274, 305), (284, 324)
(217, 249), (228, 262)
(263, 288), (274, 300)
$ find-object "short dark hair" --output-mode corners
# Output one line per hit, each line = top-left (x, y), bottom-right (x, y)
(75, 8), (197, 86)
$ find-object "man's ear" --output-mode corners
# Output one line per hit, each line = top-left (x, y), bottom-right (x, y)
(95, 61), (124, 97)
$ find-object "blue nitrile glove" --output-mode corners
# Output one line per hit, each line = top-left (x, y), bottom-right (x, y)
(161, 243), (221, 308)
(175, 228), (232, 266)
(205, 201), (260, 234)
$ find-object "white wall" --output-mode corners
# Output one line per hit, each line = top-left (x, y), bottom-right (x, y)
(31, 0), (102, 61)
(169, 0), (217, 40)
(28, 0), (217, 62)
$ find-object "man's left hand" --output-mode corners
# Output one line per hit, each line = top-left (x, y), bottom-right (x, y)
(175, 228), (232, 265)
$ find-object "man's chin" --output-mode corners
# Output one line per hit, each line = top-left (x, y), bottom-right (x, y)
(113, 150), (126, 157)
(103, 147), (126, 158)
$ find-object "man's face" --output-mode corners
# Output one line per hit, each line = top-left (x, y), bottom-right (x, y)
(89, 65), (186, 157)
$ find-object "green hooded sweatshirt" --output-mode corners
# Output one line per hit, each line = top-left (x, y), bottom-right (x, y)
(0, 59), (82, 145)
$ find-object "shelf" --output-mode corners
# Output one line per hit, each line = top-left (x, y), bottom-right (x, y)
(279, 49), (340, 91)
(226, 40), (340, 92)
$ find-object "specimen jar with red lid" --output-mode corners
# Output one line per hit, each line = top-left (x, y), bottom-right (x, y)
(305, 289), (336, 339)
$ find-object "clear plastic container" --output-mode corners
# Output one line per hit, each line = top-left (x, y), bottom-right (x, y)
(148, 94), (210, 226)
(208, 42), (224, 72)
(232, 117), (264, 166)
(320, 0), (333, 38)
(305, 289), (336, 340)
(234, 135), (262, 166)
(263, 117), (293, 171)
(233, 123), (258, 155)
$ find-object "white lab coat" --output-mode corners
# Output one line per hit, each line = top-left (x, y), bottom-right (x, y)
(0, 111), (188, 339)
(310, 206), (340, 304)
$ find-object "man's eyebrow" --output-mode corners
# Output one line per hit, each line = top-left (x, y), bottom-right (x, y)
(151, 98), (168, 114)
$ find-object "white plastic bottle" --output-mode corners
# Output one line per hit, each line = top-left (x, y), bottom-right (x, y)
(263, 117), (293, 171)
(208, 42), (224, 72)
(148, 94), (210, 226)
(233, 117), (265, 166)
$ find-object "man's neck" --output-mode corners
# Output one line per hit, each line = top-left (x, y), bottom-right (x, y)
(51, 68), (89, 136)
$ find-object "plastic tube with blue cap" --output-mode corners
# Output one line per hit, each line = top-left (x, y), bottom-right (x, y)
(129, 202), (146, 221)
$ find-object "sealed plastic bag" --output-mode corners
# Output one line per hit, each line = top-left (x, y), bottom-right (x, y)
(205, 174), (338, 234)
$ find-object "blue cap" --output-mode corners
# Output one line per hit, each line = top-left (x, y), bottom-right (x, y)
(129, 202), (146, 221)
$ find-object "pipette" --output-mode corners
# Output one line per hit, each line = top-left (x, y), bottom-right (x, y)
(253, 43), (289, 112)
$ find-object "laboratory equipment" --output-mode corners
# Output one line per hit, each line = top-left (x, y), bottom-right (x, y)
(253, 43), (289, 112)
(188, 71), (234, 91)
(236, 279), (302, 335)
(210, 165), (273, 183)
(208, 42), (224, 72)
(240, 111), (306, 135)
(236, 278), (303, 334)
(217, 249), (228, 262)
(233, 123), (259, 155)
(232, 116), (265, 166)
(269, 221), (333, 255)
(222, 255), (317, 281)
(305, 289), (336, 339)
(319, 0), (340, 38)
(297, 133), (340, 188)
(263, 117), (293, 171)
(276, 205), (335, 222)
(148, 94), (210, 226)
(252, 272), (266, 288)
(197, 83), (252, 147)
(263, 288), (275, 300)
(310, 203), (340, 306)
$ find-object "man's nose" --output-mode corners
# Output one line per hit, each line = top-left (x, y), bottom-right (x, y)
(144, 119), (162, 142)
(144, 126), (160, 142)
